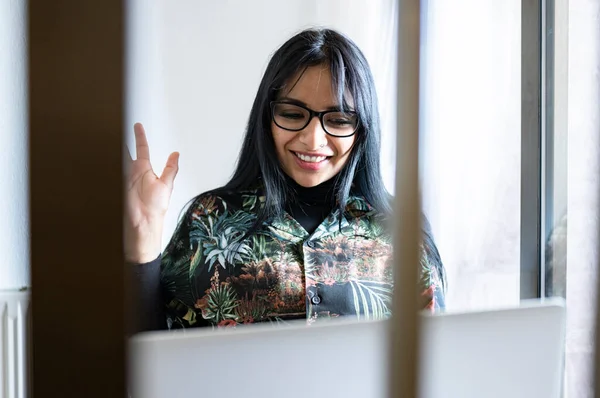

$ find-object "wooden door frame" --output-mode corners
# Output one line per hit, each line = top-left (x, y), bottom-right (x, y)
(29, 1), (127, 396)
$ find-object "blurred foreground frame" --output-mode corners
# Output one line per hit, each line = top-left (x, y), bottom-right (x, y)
(29, 1), (128, 397)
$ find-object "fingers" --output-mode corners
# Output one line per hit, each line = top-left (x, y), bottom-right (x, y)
(134, 123), (151, 160)
(160, 152), (180, 189)
(133, 123), (178, 189)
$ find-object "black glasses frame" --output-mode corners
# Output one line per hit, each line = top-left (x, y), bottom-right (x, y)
(270, 101), (359, 138)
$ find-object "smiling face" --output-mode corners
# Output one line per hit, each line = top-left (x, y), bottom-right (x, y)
(271, 65), (357, 188)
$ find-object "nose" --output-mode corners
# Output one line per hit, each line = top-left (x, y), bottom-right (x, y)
(298, 116), (328, 150)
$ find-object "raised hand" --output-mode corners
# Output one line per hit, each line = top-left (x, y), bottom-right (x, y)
(124, 123), (179, 263)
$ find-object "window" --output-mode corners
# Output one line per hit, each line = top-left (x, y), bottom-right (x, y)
(125, 1), (598, 395)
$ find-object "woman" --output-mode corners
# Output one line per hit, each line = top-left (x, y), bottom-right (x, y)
(126, 28), (446, 331)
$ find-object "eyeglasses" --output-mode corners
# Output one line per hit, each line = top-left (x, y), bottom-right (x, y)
(270, 101), (359, 138)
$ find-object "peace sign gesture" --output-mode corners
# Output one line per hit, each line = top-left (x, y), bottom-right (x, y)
(124, 123), (179, 263)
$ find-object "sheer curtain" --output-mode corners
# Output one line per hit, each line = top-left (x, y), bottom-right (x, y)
(420, 0), (522, 311)
(325, 0), (523, 311)
(565, 1), (600, 395)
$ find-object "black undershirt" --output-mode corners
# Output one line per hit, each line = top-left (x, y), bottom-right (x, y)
(284, 175), (337, 234)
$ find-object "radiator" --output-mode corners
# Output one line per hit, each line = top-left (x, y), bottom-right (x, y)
(0, 290), (29, 398)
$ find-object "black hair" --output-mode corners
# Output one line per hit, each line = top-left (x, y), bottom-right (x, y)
(209, 27), (391, 222)
(187, 27), (446, 293)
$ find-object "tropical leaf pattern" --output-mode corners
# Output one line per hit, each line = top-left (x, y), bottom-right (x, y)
(159, 188), (445, 329)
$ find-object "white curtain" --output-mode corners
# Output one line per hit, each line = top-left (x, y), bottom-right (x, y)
(565, 1), (600, 396)
(420, 0), (522, 310)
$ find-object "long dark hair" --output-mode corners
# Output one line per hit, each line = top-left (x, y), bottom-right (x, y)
(189, 27), (446, 292)
(208, 28), (391, 223)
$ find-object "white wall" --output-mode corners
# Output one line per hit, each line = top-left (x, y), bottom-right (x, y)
(125, 0), (400, 248)
(0, 0), (29, 290)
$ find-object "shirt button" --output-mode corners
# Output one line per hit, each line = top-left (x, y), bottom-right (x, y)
(307, 241), (315, 248)
(311, 295), (321, 305)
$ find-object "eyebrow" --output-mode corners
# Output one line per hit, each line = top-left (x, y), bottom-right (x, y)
(278, 97), (354, 112)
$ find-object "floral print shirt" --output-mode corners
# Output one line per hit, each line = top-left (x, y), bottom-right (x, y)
(159, 187), (445, 329)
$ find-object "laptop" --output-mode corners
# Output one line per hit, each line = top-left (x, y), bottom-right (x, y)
(128, 298), (565, 398)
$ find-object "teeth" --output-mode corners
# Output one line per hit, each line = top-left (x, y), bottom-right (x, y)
(295, 152), (327, 163)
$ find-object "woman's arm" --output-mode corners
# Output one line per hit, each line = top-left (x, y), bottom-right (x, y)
(129, 256), (166, 333)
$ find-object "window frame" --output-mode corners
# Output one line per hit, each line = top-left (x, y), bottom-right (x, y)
(520, 0), (568, 301)
(521, 0), (544, 300)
